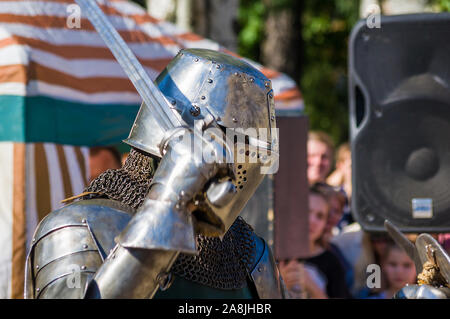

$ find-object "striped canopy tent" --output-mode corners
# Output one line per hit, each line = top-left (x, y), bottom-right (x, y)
(0, 0), (304, 298)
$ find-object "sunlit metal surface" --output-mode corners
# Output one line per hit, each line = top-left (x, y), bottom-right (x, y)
(25, 199), (134, 299)
(240, 175), (274, 249)
(250, 237), (286, 299)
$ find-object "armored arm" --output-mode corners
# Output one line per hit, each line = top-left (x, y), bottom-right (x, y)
(84, 127), (232, 298)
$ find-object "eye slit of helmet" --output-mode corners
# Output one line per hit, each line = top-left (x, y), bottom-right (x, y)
(217, 125), (251, 146)
(235, 134), (250, 145)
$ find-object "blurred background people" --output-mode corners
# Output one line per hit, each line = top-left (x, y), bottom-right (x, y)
(313, 182), (346, 240)
(89, 146), (122, 182)
(279, 185), (352, 299)
(332, 229), (395, 298)
(327, 142), (352, 200)
(307, 132), (354, 230)
(312, 182), (354, 290)
(307, 131), (334, 185)
(367, 243), (417, 299)
(327, 142), (354, 230)
(279, 259), (327, 299)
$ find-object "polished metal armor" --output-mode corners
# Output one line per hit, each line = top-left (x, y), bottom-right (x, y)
(25, 199), (134, 299)
(124, 48), (279, 237)
(125, 48), (277, 158)
(25, 48), (284, 299)
(25, 199), (286, 299)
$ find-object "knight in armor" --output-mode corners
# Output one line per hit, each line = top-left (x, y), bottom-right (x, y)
(25, 49), (287, 299)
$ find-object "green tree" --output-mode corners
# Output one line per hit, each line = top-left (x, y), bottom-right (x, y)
(237, 0), (267, 61)
(429, 0), (450, 11)
(238, 0), (359, 146)
(300, 1), (360, 146)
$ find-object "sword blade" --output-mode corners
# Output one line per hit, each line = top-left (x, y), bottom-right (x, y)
(384, 220), (423, 274)
(75, 0), (180, 130)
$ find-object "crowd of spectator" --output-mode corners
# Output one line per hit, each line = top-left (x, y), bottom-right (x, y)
(278, 130), (419, 299)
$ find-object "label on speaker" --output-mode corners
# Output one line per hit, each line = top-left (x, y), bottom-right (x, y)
(412, 198), (433, 219)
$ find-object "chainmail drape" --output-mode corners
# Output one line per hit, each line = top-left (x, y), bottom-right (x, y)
(84, 148), (157, 209)
(83, 148), (257, 290)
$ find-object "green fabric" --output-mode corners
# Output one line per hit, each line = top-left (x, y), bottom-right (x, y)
(155, 275), (256, 299)
(0, 95), (140, 146)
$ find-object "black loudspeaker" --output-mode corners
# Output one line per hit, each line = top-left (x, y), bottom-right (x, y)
(349, 13), (450, 233)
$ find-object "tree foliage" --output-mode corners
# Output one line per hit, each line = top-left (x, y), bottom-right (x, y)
(300, 1), (360, 146)
(430, 0), (450, 10)
(238, 0), (360, 146)
(237, 0), (267, 61)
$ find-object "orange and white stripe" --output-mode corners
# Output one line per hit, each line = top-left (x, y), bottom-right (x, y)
(0, 0), (303, 109)
(0, 142), (88, 299)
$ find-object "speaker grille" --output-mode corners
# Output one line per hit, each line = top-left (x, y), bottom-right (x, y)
(350, 13), (450, 232)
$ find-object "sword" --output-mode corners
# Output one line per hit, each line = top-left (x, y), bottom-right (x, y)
(384, 220), (423, 274)
(75, 0), (180, 131)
